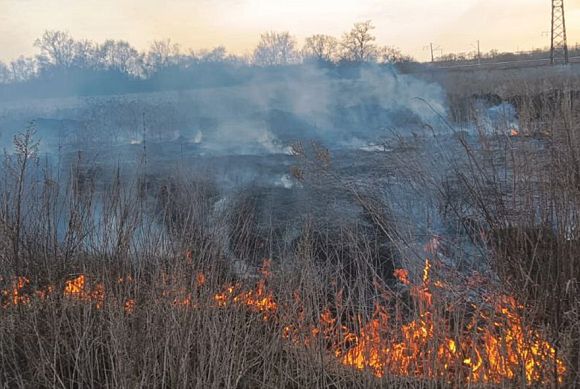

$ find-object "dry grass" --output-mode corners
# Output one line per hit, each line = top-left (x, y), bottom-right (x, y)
(1, 71), (580, 388)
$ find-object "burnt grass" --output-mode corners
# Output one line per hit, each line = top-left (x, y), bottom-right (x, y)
(1, 74), (580, 387)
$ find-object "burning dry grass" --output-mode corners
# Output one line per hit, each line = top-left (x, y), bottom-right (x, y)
(1, 256), (566, 387)
(2, 77), (580, 387)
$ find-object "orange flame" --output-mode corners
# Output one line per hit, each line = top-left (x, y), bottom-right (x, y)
(124, 298), (136, 314)
(393, 269), (410, 285)
(335, 260), (566, 384)
(64, 275), (105, 308)
(196, 272), (206, 286)
(1, 276), (31, 306)
(0, 258), (567, 385)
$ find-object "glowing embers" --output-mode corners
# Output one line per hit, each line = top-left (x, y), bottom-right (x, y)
(1, 276), (32, 306)
(1, 276), (53, 307)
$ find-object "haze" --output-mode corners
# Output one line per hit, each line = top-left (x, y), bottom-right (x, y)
(1, 0), (577, 61)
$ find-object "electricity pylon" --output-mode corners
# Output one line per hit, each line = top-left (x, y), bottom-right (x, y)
(551, 0), (569, 64)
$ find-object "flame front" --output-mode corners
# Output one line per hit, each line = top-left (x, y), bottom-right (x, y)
(334, 260), (566, 384)
(0, 259), (567, 385)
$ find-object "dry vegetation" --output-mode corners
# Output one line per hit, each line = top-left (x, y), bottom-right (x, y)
(1, 68), (580, 388)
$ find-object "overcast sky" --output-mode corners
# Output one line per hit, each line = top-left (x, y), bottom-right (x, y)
(1, 0), (579, 62)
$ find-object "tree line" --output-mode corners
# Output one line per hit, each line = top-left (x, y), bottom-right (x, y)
(0, 21), (411, 85)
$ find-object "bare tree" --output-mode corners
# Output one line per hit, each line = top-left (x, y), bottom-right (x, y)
(253, 32), (299, 66)
(225, 53), (251, 66)
(340, 21), (377, 63)
(197, 46), (227, 63)
(0, 61), (10, 83)
(34, 30), (99, 71)
(376, 46), (413, 64)
(34, 30), (77, 69)
(9, 56), (37, 82)
(71, 39), (98, 68)
(97, 40), (142, 75)
(302, 34), (338, 63)
(145, 39), (181, 72)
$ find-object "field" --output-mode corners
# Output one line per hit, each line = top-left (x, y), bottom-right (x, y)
(0, 66), (579, 388)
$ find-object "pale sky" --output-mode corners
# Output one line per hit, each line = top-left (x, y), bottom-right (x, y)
(1, 0), (580, 62)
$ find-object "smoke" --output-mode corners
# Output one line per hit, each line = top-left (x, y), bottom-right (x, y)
(0, 64), (448, 158)
(193, 130), (203, 144)
(0, 64), (453, 249)
(483, 101), (519, 134)
(274, 174), (297, 189)
(0, 63), (506, 276)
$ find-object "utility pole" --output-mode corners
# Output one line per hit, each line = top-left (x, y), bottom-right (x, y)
(427, 43), (441, 62)
(551, 0), (569, 64)
(477, 40), (481, 65)
(142, 111), (148, 168)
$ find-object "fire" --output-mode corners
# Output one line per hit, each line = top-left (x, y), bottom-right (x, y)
(196, 272), (206, 286)
(335, 260), (566, 384)
(0, 259), (567, 385)
(211, 261), (277, 319)
(124, 298), (136, 314)
(393, 269), (409, 285)
(422, 258), (431, 283)
(64, 275), (105, 308)
(1, 276), (52, 307)
(1, 276), (31, 306)
(63, 275), (85, 296)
